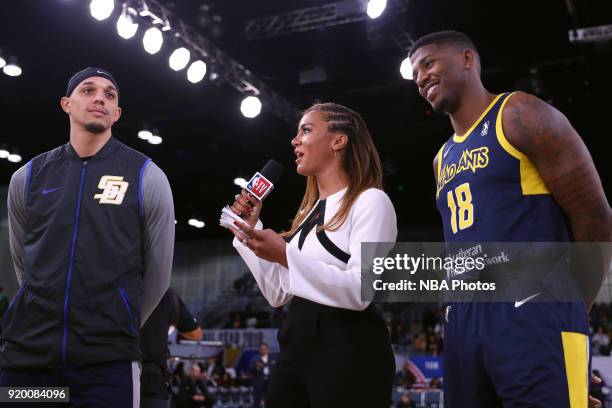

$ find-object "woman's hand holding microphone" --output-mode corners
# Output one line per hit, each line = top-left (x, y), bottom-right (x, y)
(229, 189), (288, 268)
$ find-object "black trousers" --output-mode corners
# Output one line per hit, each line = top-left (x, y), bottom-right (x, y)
(266, 299), (395, 408)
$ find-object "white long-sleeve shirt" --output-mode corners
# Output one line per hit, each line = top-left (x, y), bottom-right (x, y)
(233, 187), (397, 311)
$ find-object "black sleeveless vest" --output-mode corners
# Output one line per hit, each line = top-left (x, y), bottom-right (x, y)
(1, 137), (150, 368)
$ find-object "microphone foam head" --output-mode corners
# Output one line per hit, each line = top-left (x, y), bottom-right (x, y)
(260, 159), (284, 184)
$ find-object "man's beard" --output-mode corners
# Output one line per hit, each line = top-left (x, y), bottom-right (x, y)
(431, 102), (445, 114)
(432, 96), (456, 115)
(84, 122), (106, 134)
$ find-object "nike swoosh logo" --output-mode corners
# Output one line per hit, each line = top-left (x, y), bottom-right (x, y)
(42, 187), (60, 195)
(443, 145), (453, 158)
(514, 292), (540, 308)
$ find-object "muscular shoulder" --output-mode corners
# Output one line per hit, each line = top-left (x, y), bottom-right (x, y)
(502, 91), (572, 153)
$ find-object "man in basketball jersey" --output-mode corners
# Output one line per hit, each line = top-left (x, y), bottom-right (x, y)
(409, 31), (611, 407)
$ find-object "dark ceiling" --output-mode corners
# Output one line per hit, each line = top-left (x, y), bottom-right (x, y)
(1, 0), (610, 240)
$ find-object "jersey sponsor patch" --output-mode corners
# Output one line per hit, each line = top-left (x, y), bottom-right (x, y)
(94, 175), (129, 205)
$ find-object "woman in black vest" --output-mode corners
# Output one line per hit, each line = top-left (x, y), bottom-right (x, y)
(229, 103), (397, 408)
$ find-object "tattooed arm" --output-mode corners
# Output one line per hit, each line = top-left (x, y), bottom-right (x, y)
(502, 91), (612, 306)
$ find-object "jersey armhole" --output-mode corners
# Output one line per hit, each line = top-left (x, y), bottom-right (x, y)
(495, 92), (523, 160)
(495, 92), (550, 195)
(436, 143), (444, 182)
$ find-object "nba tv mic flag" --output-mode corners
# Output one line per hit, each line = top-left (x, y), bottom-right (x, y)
(219, 159), (284, 229)
(245, 159), (284, 201)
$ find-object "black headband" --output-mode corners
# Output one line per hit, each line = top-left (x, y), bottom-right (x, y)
(66, 67), (120, 97)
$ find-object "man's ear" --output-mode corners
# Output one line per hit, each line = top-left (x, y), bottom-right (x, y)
(60, 96), (71, 114)
(462, 49), (477, 69)
(113, 106), (122, 123)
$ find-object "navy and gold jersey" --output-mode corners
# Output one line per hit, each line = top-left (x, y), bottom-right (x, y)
(435, 92), (571, 243)
(437, 94), (590, 408)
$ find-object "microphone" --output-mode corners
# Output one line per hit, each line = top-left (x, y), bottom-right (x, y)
(244, 159), (284, 201)
(219, 159), (284, 229)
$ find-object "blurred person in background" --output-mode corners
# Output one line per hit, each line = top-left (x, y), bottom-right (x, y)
(141, 288), (202, 408)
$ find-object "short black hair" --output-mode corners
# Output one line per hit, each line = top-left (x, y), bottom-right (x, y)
(409, 30), (478, 58)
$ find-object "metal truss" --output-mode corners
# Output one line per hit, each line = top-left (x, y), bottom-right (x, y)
(244, 0), (410, 41)
(127, 0), (298, 124)
(381, 0), (413, 51)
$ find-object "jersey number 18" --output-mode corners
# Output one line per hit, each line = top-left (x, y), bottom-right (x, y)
(447, 182), (474, 234)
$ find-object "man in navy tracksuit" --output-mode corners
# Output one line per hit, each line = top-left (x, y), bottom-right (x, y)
(0, 67), (175, 407)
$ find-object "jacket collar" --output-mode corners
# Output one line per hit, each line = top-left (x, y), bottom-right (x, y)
(64, 136), (120, 162)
